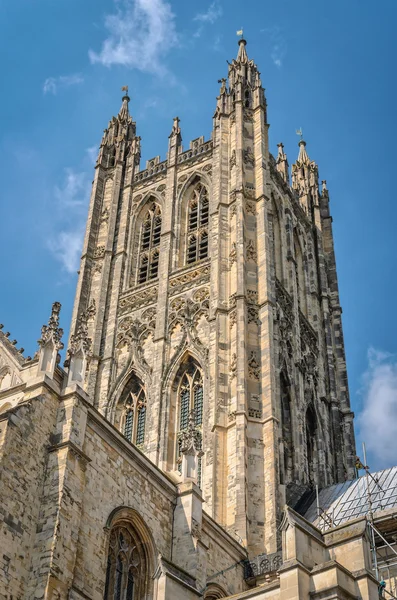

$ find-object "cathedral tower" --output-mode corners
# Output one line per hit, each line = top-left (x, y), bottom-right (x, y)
(69, 39), (356, 556)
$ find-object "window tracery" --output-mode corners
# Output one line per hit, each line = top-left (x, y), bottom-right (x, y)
(103, 525), (141, 600)
(176, 362), (204, 485)
(186, 183), (209, 264)
(137, 203), (161, 284)
(120, 377), (146, 448)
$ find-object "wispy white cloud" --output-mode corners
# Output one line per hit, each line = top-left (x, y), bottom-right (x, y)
(89, 0), (178, 75)
(43, 74), (84, 95)
(194, 1), (222, 24)
(48, 228), (86, 274)
(193, 1), (222, 39)
(261, 26), (287, 68)
(357, 347), (397, 469)
(48, 165), (91, 273)
(86, 146), (98, 166)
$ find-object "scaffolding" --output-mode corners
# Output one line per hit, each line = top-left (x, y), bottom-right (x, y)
(310, 445), (397, 598)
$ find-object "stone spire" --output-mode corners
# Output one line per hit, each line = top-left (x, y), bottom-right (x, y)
(292, 138), (322, 225)
(118, 90), (130, 123)
(297, 139), (310, 165)
(213, 37), (266, 118)
(236, 37), (248, 63)
(37, 302), (64, 377)
(97, 88), (137, 167)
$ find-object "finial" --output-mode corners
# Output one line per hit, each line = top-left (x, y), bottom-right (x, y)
(38, 302), (64, 353)
(218, 77), (227, 95)
(296, 132), (310, 165)
(37, 302), (64, 377)
(236, 31), (248, 62)
(179, 410), (204, 482)
(118, 86), (130, 122)
(65, 300), (95, 386)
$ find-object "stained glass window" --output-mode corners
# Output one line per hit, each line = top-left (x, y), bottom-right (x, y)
(176, 363), (204, 486)
(124, 410), (134, 442)
(136, 406), (146, 446)
(103, 525), (141, 600)
(121, 381), (146, 449)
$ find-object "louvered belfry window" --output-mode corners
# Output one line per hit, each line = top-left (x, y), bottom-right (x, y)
(103, 526), (140, 600)
(122, 383), (146, 448)
(138, 203), (161, 284)
(187, 183), (209, 264)
(176, 364), (204, 486)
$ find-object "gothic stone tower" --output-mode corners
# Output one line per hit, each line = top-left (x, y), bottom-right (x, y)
(69, 39), (356, 557)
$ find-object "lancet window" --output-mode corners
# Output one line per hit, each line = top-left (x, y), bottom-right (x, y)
(176, 361), (203, 484)
(103, 524), (142, 600)
(305, 404), (317, 486)
(280, 373), (294, 485)
(186, 183), (209, 264)
(120, 376), (147, 448)
(137, 203), (161, 284)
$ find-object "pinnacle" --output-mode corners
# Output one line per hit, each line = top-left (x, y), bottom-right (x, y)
(236, 37), (248, 63)
(297, 139), (310, 165)
(118, 87), (130, 122)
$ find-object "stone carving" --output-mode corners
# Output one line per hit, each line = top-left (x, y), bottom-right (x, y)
(169, 264), (210, 295)
(157, 184), (166, 196)
(94, 246), (105, 259)
(119, 286), (158, 314)
(246, 290), (258, 304)
(228, 411), (237, 422)
(246, 239), (257, 262)
(141, 307), (157, 327)
(229, 309), (237, 329)
(230, 149), (236, 169)
(230, 353), (237, 379)
(248, 408), (261, 419)
(243, 147), (255, 166)
(202, 163), (212, 178)
(37, 302), (64, 353)
(116, 316), (153, 374)
(229, 242), (237, 266)
(193, 287), (210, 303)
(248, 351), (260, 380)
(101, 207), (110, 223)
(247, 304), (260, 326)
(244, 551), (283, 581)
(299, 311), (318, 354)
(230, 203), (237, 217)
(244, 110), (254, 123)
(245, 201), (256, 215)
(133, 194), (143, 204)
(167, 290), (210, 364)
(244, 185), (255, 199)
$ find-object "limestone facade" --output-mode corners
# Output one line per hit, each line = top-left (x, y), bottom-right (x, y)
(0, 39), (363, 600)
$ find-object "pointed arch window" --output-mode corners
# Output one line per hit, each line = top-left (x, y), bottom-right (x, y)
(103, 525), (142, 600)
(305, 404), (318, 486)
(120, 378), (146, 448)
(186, 183), (209, 264)
(176, 362), (204, 485)
(138, 202), (161, 284)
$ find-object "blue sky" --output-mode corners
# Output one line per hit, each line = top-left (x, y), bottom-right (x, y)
(1, 0), (396, 471)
